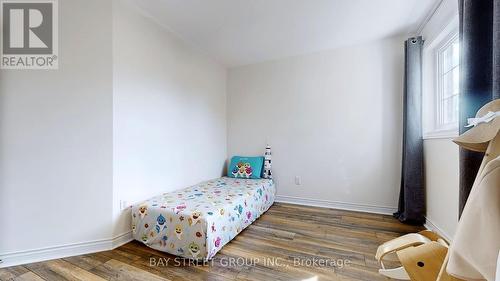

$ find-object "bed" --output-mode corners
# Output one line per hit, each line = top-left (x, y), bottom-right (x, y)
(131, 177), (275, 260)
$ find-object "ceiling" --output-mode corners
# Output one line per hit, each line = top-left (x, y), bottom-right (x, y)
(132, 0), (438, 67)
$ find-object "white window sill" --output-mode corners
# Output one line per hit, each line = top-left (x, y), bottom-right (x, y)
(423, 129), (459, 140)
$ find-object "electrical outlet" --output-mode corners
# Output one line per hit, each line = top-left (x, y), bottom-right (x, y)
(294, 176), (301, 185)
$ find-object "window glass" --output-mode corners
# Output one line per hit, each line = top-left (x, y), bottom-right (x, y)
(437, 37), (459, 129)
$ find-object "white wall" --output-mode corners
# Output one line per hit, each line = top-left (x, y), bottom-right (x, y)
(0, 0), (227, 266)
(112, 0), (227, 236)
(227, 37), (404, 213)
(0, 0), (113, 258)
(420, 0), (459, 240)
(423, 139), (459, 239)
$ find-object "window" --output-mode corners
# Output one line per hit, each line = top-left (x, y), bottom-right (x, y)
(422, 17), (460, 139)
(436, 36), (459, 131)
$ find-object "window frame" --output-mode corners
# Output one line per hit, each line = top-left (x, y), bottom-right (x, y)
(422, 17), (460, 139)
(435, 33), (459, 131)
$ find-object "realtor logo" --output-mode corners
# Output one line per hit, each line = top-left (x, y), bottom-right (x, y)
(1, 0), (58, 69)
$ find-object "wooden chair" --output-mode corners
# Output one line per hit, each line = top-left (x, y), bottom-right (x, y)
(376, 230), (449, 280)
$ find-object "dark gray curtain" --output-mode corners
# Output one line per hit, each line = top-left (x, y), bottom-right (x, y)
(394, 37), (425, 224)
(458, 0), (499, 216)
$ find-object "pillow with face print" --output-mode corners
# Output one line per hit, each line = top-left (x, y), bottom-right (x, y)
(227, 156), (264, 179)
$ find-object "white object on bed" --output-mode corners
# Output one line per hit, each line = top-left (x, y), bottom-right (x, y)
(131, 177), (275, 260)
(263, 145), (272, 179)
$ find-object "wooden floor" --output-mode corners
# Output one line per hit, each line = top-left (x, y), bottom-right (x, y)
(0, 203), (423, 281)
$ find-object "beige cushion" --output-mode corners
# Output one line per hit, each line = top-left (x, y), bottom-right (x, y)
(447, 156), (500, 281)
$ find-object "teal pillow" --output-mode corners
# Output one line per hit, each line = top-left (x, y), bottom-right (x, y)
(228, 156), (264, 179)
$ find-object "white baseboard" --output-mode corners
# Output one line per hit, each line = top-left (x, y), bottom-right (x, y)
(424, 217), (452, 242)
(0, 231), (132, 268)
(275, 195), (397, 215)
(112, 231), (134, 248)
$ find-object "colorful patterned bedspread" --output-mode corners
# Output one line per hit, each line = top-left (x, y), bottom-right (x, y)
(131, 177), (275, 260)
